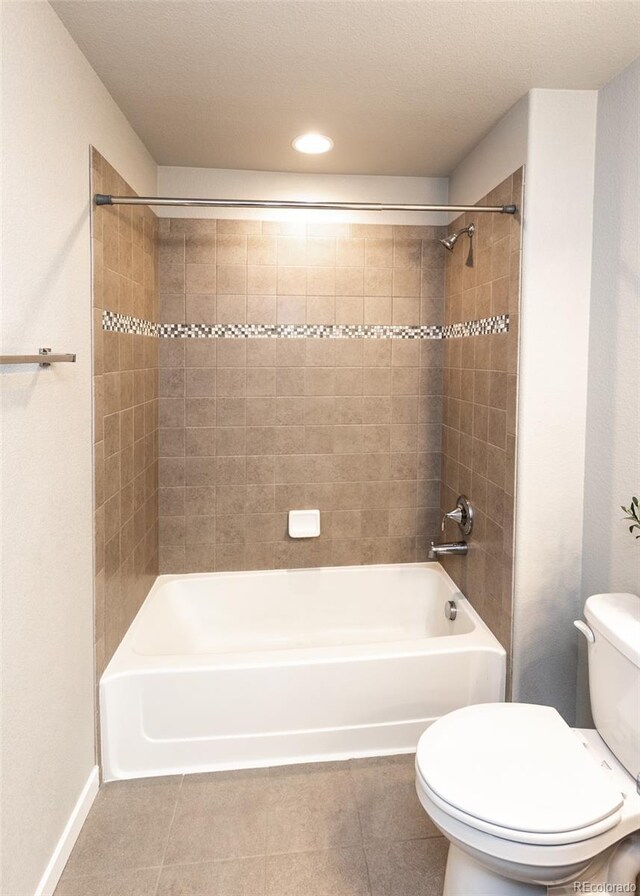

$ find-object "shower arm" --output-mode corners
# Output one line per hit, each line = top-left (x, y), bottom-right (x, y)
(94, 195), (517, 214)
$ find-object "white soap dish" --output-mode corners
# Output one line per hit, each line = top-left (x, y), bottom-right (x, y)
(288, 509), (321, 539)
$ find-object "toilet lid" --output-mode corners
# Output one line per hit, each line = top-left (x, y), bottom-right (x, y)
(416, 704), (623, 841)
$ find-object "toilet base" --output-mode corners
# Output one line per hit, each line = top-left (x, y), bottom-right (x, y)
(443, 845), (545, 896)
(443, 835), (640, 896)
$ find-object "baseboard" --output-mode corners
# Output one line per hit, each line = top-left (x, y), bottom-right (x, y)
(34, 765), (99, 896)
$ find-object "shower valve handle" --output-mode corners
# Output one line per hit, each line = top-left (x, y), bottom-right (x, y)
(442, 507), (464, 531)
(441, 495), (474, 537)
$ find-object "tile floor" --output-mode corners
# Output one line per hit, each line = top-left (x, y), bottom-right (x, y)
(55, 754), (448, 895)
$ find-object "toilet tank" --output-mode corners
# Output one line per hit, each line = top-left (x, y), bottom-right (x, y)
(584, 593), (640, 779)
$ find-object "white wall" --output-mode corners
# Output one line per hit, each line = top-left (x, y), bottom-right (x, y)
(449, 94), (529, 208)
(582, 58), (640, 595)
(512, 90), (598, 723)
(0, 3), (156, 895)
(579, 59), (640, 723)
(157, 166), (449, 225)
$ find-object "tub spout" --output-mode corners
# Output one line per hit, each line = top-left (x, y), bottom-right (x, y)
(428, 541), (468, 559)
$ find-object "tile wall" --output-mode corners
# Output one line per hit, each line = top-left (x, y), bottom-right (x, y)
(439, 169), (523, 657)
(91, 149), (159, 678)
(157, 220), (446, 572)
(91, 163), (521, 668)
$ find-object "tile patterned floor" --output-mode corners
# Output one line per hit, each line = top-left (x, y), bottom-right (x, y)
(55, 755), (448, 896)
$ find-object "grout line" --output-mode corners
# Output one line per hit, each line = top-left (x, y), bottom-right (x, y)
(151, 865), (162, 896)
(59, 864), (163, 884)
(156, 774), (184, 879)
(348, 761), (374, 896)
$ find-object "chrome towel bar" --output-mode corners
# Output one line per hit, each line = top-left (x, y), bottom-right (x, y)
(0, 348), (77, 367)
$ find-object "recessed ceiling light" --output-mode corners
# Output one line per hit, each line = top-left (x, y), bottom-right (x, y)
(292, 133), (334, 154)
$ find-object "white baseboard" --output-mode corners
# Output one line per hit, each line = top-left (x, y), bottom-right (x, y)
(34, 765), (99, 896)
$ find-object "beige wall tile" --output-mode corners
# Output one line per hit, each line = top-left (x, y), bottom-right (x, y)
(216, 234), (247, 265)
(247, 295), (277, 324)
(156, 216), (450, 575)
(217, 219), (261, 235)
(216, 265), (246, 294)
(335, 267), (364, 296)
(392, 267), (421, 297)
(306, 295), (335, 324)
(92, 152), (159, 694)
(363, 295), (392, 325)
(336, 238), (364, 267)
(185, 293), (216, 324)
(247, 235), (277, 265)
(185, 234), (215, 266)
(335, 296), (363, 325)
(277, 266), (307, 295)
(307, 238), (335, 267)
(393, 239), (422, 269)
(217, 295), (246, 323)
(277, 237), (306, 266)
(247, 265), (277, 295)
(277, 295), (306, 324)
(306, 267), (335, 296)
(392, 296), (420, 325)
(439, 168), (522, 669)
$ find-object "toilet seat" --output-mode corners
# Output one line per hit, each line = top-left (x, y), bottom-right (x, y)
(416, 703), (624, 847)
(416, 769), (622, 846)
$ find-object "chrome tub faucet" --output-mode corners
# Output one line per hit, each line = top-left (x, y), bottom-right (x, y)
(429, 495), (473, 559)
(429, 541), (468, 558)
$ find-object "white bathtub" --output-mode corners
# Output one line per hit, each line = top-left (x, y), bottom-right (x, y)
(100, 562), (505, 780)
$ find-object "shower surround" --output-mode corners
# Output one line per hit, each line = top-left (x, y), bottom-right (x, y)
(91, 148), (159, 678)
(439, 170), (522, 657)
(156, 219), (446, 573)
(91, 152), (522, 683)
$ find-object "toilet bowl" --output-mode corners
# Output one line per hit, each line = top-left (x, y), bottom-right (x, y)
(415, 593), (640, 895)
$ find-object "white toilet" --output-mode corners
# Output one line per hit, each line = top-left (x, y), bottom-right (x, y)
(415, 592), (640, 895)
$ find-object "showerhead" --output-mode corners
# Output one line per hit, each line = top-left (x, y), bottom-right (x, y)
(439, 222), (475, 252)
(440, 233), (458, 251)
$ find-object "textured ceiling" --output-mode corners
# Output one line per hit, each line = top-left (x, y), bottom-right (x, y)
(52, 1), (640, 176)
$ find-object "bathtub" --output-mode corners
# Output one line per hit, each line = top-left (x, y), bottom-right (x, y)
(100, 562), (505, 780)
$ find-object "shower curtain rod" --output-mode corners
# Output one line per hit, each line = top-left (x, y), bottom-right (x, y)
(94, 194), (517, 214)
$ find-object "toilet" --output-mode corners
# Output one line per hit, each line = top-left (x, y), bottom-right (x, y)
(415, 592), (640, 895)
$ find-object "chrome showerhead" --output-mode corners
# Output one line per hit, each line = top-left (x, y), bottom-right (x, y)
(440, 222), (475, 266)
(439, 222), (475, 252)
(440, 233), (458, 251)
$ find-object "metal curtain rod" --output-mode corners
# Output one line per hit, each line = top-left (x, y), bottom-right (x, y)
(95, 194), (517, 214)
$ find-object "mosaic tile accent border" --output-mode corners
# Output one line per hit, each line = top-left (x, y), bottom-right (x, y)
(102, 310), (509, 340)
(442, 315), (510, 338)
(102, 312), (158, 337)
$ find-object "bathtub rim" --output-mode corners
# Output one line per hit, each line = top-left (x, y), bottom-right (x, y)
(101, 561), (506, 679)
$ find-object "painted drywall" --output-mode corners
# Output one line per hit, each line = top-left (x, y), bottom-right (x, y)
(0, 3), (156, 895)
(51, 0), (640, 175)
(512, 90), (598, 723)
(157, 166), (449, 225)
(579, 59), (640, 724)
(449, 94), (529, 209)
(582, 58), (640, 596)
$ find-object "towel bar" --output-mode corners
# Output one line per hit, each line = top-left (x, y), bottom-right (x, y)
(0, 348), (77, 367)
